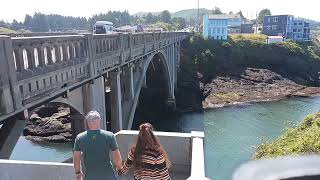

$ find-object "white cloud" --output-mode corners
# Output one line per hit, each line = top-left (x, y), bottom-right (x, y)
(0, 0), (319, 22)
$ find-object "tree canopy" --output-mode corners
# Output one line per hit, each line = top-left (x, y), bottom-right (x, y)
(257, 9), (271, 24)
(160, 10), (171, 23)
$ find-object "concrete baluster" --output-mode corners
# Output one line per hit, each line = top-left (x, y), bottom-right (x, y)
(54, 44), (61, 63)
(62, 44), (68, 61)
(75, 42), (81, 59)
(36, 46), (46, 67)
(13, 48), (24, 72)
(26, 47), (36, 69)
(46, 46), (54, 65)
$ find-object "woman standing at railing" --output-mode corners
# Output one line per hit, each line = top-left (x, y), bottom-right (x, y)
(117, 123), (171, 180)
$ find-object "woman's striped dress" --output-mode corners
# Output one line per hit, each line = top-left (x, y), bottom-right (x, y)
(118, 147), (171, 180)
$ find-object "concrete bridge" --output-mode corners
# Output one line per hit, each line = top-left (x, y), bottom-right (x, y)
(0, 32), (189, 159)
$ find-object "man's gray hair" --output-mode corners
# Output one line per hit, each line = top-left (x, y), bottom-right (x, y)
(85, 111), (101, 122)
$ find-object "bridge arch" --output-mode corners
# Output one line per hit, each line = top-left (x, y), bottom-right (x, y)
(144, 50), (173, 99)
(127, 50), (175, 130)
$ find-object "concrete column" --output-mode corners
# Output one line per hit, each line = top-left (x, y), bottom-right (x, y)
(129, 34), (133, 59)
(0, 36), (19, 114)
(0, 112), (27, 159)
(110, 71), (122, 132)
(129, 66), (134, 100)
(82, 77), (106, 130)
(170, 46), (175, 100)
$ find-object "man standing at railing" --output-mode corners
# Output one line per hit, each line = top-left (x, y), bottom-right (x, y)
(73, 111), (122, 180)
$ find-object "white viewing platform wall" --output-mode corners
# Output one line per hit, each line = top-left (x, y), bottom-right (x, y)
(0, 130), (209, 180)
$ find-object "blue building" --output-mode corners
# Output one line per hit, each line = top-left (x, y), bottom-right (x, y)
(203, 15), (228, 40)
(263, 15), (310, 41)
(290, 19), (311, 41)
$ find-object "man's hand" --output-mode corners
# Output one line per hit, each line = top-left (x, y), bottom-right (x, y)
(75, 171), (83, 180)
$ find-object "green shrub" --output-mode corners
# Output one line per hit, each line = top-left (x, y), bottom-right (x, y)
(181, 35), (320, 85)
(253, 113), (320, 160)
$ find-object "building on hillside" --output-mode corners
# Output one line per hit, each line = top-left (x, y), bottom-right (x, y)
(203, 15), (228, 40)
(241, 24), (254, 33)
(290, 19), (310, 41)
(263, 15), (310, 41)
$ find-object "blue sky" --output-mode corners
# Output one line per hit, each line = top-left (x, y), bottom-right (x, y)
(1, 0), (319, 22)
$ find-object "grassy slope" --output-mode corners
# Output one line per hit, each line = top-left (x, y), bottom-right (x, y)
(254, 113), (320, 160)
(229, 34), (268, 42)
(0, 27), (16, 34)
(172, 8), (211, 19)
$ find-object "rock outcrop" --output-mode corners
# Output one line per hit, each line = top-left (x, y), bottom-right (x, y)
(23, 106), (72, 143)
(202, 68), (320, 109)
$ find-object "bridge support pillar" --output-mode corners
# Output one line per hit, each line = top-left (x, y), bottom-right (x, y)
(110, 71), (123, 133)
(82, 76), (106, 130)
(0, 112), (27, 159)
(120, 66), (135, 130)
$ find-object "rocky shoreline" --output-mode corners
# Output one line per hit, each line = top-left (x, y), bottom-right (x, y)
(202, 68), (320, 109)
(23, 106), (73, 143)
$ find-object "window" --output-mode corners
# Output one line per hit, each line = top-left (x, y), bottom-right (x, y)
(273, 17), (279, 22)
(272, 25), (277, 30)
(267, 25), (271, 30)
(217, 28), (220, 34)
(268, 18), (271, 22)
(293, 29), (297, 32)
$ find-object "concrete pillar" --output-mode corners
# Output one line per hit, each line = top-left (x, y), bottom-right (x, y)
(129, 66), (135, 100)
(110, 71), (122, 132)
(82, 77), (106, 130)
(0, 36), (19, 115)
(119, 66), (135, 129)
(0, 112), (27, 159)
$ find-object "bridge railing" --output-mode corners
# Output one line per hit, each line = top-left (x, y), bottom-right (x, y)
(0, 32), (189, 120)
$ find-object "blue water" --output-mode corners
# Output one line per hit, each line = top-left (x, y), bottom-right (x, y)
(202, 97), (320, 180)
(10, 137), (72, 162)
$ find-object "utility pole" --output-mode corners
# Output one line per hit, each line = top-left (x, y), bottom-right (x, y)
(255, 11), (258, 34)
(197, 0), (200, 32)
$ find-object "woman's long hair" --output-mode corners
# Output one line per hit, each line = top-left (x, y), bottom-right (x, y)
(132, 123), (171, 169)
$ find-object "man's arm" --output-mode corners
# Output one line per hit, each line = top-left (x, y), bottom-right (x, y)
(73, 151), (81, 173)
(112, 149), (122, 170)
(73, 151), (83, 180)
